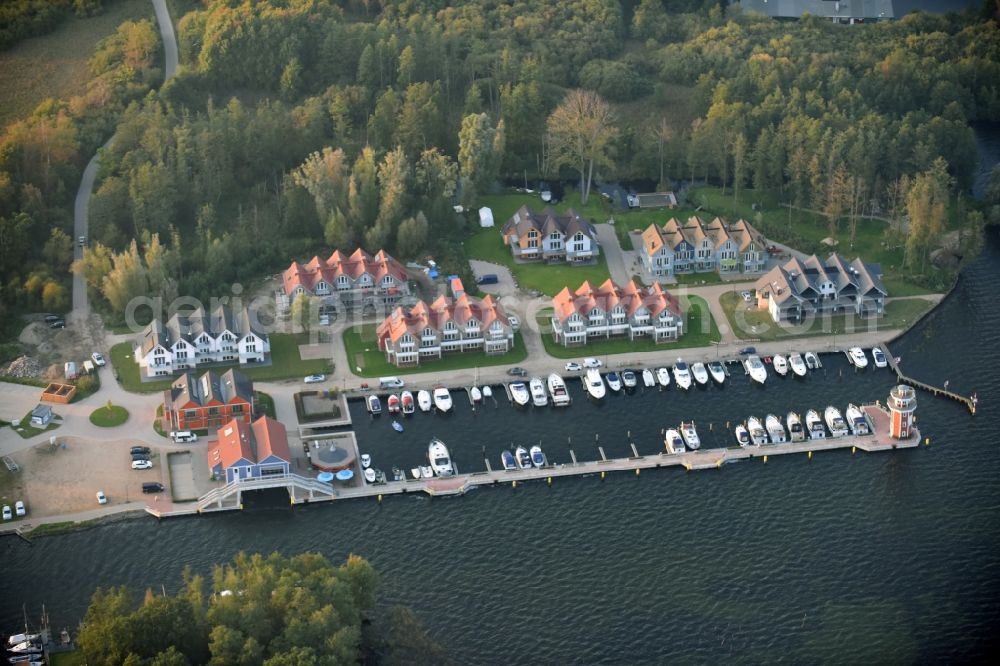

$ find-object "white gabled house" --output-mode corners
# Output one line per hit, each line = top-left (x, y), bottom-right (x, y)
(639, 216), (768, 278)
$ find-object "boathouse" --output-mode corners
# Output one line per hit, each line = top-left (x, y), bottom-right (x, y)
(207, 415), (291, 483)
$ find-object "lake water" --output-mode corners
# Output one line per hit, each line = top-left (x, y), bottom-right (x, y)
(3, 235), (1000, 662)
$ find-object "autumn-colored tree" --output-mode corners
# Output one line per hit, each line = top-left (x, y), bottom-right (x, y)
(546, 89), (617, 205)
(905, 158), (951, 272)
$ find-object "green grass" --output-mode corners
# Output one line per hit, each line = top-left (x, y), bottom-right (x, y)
(718, 292), (936, 342)
(536, 295), (721, 359)
(255, 391), (276, 418)
(110, 333), (333, 393)
(28, 519), (99, 538)
(0, 0), (154, 128)
(88, 404), (129, 427)
(48, 651), (88, 666)
(11, 409), (61, 439)
(611, 205), (703, 246)
(342, 325), (529, 377)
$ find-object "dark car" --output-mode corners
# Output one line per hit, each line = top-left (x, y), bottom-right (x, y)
(476, 274), (499, 285)
(130, 446), (151, 456)
(142, 482), (165, 494)
(507, 367), (528, 377)
(739, 346), (757, 355)
(48, 319), (65, 329)
(44, 314), (61, 323)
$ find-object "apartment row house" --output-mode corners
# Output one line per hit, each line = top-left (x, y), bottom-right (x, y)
(550, 279), (684, 347)
(135, 305), (270, 379)
(501, 205), (600, 263)
(162, 368), (255, 432)
(208, 415), (291, 484)
(754, 253), (888, 324)
(281, 248), (410, 312)
(376, 293), (515, 367)
(640, 216), (768, 277)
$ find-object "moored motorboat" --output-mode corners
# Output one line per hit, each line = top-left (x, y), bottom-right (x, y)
(366, 394), (382, 415)
(773, 355), (788, 376)
(787, 412), (806, 442)
(806, 409), (826, 439)
(392, 466), (404, 481)
(605, 371), (622, 393)
(364, 468), (377, 484)
(410, 467), (421, 480)
(515, 445), (532, 469)
(642, 368), (656, 387)
(373, 468), (386, 484)
(673, 360), (692, 390)
(547, 373), (570, 406)
(848, 346), (869, 368)
(530, 445), (546, 468)
(401, 391), (415, 414)
(622, 369), (638, 389)
(584, 369), (606, 399)
(428, 438), (454, 476)
(691, 362), (709, 386)
(360, 453), (371, 468)
(747, 416), (768, 446)
(788, 353), (807, 377)
(872, 347), (888, 368)
(679, 422), (700, 449)
(804, 352), (820, 370)
(745, 355), (767, 384)
(510, 381), (530, 406)
(529, 377), (548, 406)
(501, 449), (517, 470)
(665, 428), (686, 454)
(7, 656), (42, 665)
(433, 386), (453, 412)
(6, 636), (39, 648)
(420, 465), (433, 479)
(846, 403), (869, 435)
(387, 393), (400, 413)
(6, 643), (41, 655)
(391, 420), (403, 432)
(734, 423), (751, 447)
(470, 386), (482, 403)
(824, 406), (849, 437)
(656, 367), (671, 387)
(482, 385), (493, 398)
(417, 389), (432, 412)
(707, 361), (726, 384)
(765, 414), (787, 443)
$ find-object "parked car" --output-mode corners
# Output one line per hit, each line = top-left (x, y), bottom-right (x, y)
(142, 482), (165, 494)
(48, 319), (65, 329)
(131, 453), (151, 462)
(44, 314), (61, 323)
(476, 274), (499, 285)
(130, 446), (151, 456)
(169, 431), (197, 443)
(564, 362), (582, 372)
(304, 374), (326, 384)
(739, 346), (757, 355)
(91, 352), (106, 366)
(96, 491), (107, 505)
(508, 314), (520, 331)
(740, 290), (753, 303)
(2, 505), (10, 521)
(131, 459), (153, 470)
(583, 357), (603, 368)
(14, 500), (25, 517)
(507, 367), (528, 377)
(78, 235), (87, 247)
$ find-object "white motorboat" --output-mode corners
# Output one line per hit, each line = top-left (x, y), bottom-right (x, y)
(642, 368), (656, 387)
(804, 351), (820, 370)
(392, 420), (403, 432)
(691, 362), (709, 386)
(501, 449), (517, 470)
(387, 393), (400, 413)
(872, 347), (888, 368)
(420, 465), (433, 479)
(765, 414), (787, 443)
(673, 360), (692, 390)
(364, 468), (377, 484)
(656, 367), (671, 387)
(6, 636), (39, 648)
(788, 353), (807, 377)
(584, 369), (606, 399)
(848, 346), (869, 369)
(773, 355), (789, 376)
(679, 422), (700, 450)
(510, 381), (530, 406)
(529, 377), (548, 407)
(605, 371), (622, 393)
(428, 438), (454, 476)
(482, 385), (493, 398)
(747, 416), (768, 446)
(470, 386), (483, 403)
(734, 423), (751, 447)
(411, 467), (422, 480)
(745, 355), (767, 384)
(787, 412), (806, 442)
(846, 403), (870, 435)
(401, 391), (415, 414)
(6, 643), (41, 655)
(547, 373), (570, 406)
(806, 409), (826, 439)
(622, 369), (638, 389)
(433, 386), (452, 412)
(515, 445), (532, 469)
(530, 445), (546, 468)
(707, 361), (726, 384)
(360, 454), (371, 468)
(824, 406), (849, 438)
(417, 389), (433, 412)
(665, 428), (686, 454)
(366, 395), (382, 414)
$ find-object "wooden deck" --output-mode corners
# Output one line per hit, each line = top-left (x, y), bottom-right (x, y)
(883, 345), (977, 414)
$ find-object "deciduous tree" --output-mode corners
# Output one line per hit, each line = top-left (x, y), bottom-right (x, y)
(546, 90), (617, 205)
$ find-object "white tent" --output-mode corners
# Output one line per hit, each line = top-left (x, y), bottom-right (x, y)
(478, 207), (494, 228)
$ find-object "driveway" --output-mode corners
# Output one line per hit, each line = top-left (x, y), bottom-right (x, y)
(469, 260), (518, 297)
(0, 382), (44, 422)
(592, 223), (632, 285)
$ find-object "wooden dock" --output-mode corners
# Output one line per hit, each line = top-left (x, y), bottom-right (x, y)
(883, 345), (977, 414)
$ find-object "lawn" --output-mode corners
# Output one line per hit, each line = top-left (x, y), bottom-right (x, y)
(255, 391), (276, 418)
(110, 333), (333, 393)
(89, 404), (129, 427)
(610, 205), (703, 246)
(718, 292), (936, 342)
(342, 324), (529, 377)
(535, 295), (721, 359)
(0, 0), (154, 128)
(48, 651), (88, 666)
(11, 410), (61, 439)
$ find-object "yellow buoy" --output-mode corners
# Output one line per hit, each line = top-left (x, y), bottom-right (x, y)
(763, 455), (768, 464)
(924, 437), (930, 446)
(601, 471), (606, 479)
(377, 494), (383, 503)
(635, 468), (640, 476)
(239, 503), (244, 510)
(852, 446), (856, 455)
(808, 451), (813, 460)
(547, 477), (552, 485)
(512, 480), (517, 488)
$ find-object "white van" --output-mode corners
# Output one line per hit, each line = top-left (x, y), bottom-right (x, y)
(170, 431), (198, 443)
(379, 376), (405, 389)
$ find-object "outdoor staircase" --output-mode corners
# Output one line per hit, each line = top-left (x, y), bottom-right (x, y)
(196, 474), (338, 512)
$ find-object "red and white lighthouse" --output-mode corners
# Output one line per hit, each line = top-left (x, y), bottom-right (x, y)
(887, 384), (917, 439)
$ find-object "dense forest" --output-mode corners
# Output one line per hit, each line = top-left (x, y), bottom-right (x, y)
(2, 0), (1000, 321)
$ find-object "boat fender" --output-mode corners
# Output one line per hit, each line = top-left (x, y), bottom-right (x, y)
(635, 468), (640, 476)
(377, 494), (382, 503)
(852, 446), (856, 455)
(763, 455), (768, 464)
(600, 471), (605, 480)
(808, 451), (812, 460)
(547, 477), (552, 485)
(512, 480), (517, 488)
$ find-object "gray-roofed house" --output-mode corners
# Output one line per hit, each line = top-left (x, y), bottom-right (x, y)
(135, 304), (270, 379)
(30, 404), (53, 426)
(162, 368), (256, 432)
(754, 253), (887, 324)
(501, 205), (600, 263)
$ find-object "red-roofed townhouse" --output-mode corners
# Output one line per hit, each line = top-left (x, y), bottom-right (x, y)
(281, 248), (410, 313)
(550, 279), (684, 347)
(207, 415), (292, 483)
